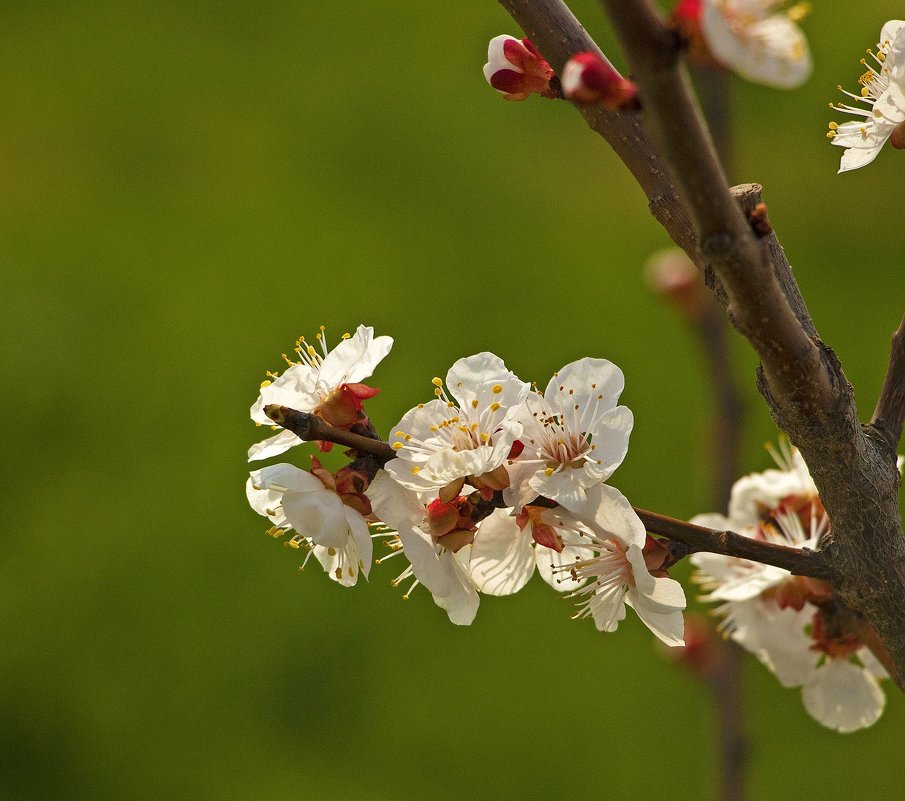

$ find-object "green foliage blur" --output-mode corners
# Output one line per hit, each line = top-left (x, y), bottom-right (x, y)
(2, 2), (902, 798)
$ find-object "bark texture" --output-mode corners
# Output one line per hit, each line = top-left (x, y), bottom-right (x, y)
(499, 0), (905, 687)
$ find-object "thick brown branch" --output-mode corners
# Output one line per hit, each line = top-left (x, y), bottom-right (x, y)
(498, 0), (695, 254)
(634, 508), (835, 582)
(495, 0), (905, 688)
(870, 314), (905, 450)
(264, 405), (396, 463)
(600, 0), (832, 420)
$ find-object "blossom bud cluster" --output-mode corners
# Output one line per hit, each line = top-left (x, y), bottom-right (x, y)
(690, 440), (892, 731)
(246, 324), (686, 646)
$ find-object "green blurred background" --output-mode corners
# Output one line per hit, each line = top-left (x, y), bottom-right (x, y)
(2, 1), (902, 798)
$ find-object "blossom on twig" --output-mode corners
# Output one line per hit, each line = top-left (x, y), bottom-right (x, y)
(828, 20), (905, 173)
(247, 461), (373, 587)
(504, 357), (633, 511)
(383, 352), (529, 497)
(690, 442), (889, 730)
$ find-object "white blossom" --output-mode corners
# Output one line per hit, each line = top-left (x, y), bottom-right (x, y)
(550, 485), (686, 646)
(701, 0), (812, 89)
(247, 463), (373, 587)
(248, 325), (392, 461)
(690, 443), (888, 731)
(828, 20), (905, 173)
(368, 471), (532, 625)
(383, 353), (529, 495)
(504, 357), (632, 511)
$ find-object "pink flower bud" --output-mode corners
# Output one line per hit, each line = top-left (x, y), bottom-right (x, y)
(561, 52), (638, 109)
(483, 34), (556, 101)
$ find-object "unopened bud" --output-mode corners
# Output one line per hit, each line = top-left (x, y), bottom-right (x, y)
(483, 35), (557, 101)
(561, 52), (639, 110)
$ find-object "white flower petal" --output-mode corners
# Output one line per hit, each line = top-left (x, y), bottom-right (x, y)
(625, 585), (686, 647)
(559, 484), (646, 548)
(282, 486), (351, 549)
(730, 600), (815, 687)
(802, 660), (885, 733)
(587, 583), (628, 632)
(470, 510), (534, 596)
(345, 507), (373, 579)
(544, 357), (624, 414)
(703, 1), (811, 89)
(250, 363), (321, 424)
(366, 469), (424, 529)
(247, 429), (304, 462)
(316, 325), (393, 388)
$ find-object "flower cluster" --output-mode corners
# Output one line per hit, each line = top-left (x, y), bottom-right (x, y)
(691, 440), (888, 732)
(246, 326), (686, 645)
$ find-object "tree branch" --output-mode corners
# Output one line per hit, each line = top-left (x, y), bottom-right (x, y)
(264, 405), (396, 462)
(263, 404), (833, 582)
(600, 0), (833, 420)
(634, 508), (835, 582)
(498, 0), (695, 254)
(870, 314), (905, 451)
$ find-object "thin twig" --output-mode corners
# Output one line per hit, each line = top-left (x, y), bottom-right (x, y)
(265, 404), (832, 580)
(264, 405), (396, 462)
(870, 314), (905, 451)
(634, 508), (835, 582)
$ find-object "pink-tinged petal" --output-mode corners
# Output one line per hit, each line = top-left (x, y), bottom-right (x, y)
(247, 429), (304, 462)
(471, 510), (535, 596)
(561, 53), (638, 108)
(485, 35), (523, 74)
(802, 660), (885, 732)
(490, 68), (528, 96)
(501, 36), (532, 70)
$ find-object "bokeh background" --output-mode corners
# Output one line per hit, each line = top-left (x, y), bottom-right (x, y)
(2, 1), (903, 798)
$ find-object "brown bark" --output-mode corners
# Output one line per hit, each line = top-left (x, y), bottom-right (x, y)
(497, 0), (905, 688)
